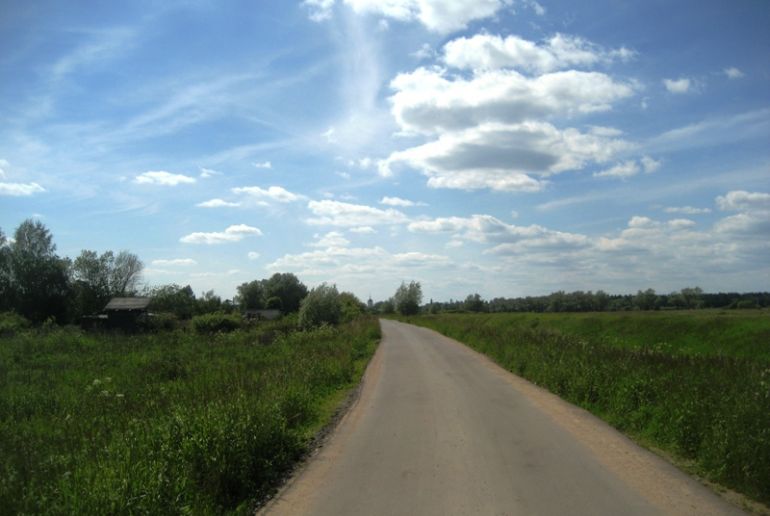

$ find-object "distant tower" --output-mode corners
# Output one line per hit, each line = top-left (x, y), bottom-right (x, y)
(367, 295), (374, 310)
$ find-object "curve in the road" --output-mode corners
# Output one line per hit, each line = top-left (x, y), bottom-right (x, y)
(261, 319), (744, 516)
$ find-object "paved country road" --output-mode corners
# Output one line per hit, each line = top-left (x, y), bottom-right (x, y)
(261, 319), (744, 516)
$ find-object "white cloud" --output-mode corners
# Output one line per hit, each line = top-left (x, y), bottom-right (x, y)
(443, 33), (634, 74)
(307, 200), (408, 227)
(349, 226), (377, 234)
(0, 182), (45, 196)
(151, 258), (197, 267)
(134, 171), (196, 186)
(342, 0), (509, 34)
(663, 77), (691, 94)
(180, 224), (262, 245)
(411, 43), (436, 60)
(248, 251), (261, 260)
(390, 67), (634, 135)
(196, 198), (241, 208)
(303, 0), (335, 21)
(310, 231), (351, 248)
(640, 155), (661, 173)
(380, 196), (427, 207)
(382, 121), (630, 192)
(593, 160), (639, 179)
(253, 161), (272, 169)
(716, 190), (770, 211)
(664, 206), (711, 215)
(0, 159), (8, 179)
(724, 67), (744, 79)
(199, 167), (220, 178)
(232, 185), (305, 203)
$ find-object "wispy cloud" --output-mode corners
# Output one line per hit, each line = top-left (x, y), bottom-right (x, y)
(196, 198), (241, 208)
(134, 171), (196, 186)
(0, 181), (46, 196)
(663, 77), (692, 93)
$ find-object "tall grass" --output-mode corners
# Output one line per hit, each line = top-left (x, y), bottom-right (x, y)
(400, 312), (770, 505)
(0, 317), (380, 514)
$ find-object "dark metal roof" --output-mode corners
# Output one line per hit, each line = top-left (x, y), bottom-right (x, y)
(104, 297), (151, 311)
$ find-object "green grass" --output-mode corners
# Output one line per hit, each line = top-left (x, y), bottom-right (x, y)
(398, 311), (770, 505)
(0, 317), (380, 514)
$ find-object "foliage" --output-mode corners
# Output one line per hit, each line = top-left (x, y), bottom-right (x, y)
(393, 280), (422, 315)
(0, 317), (380, 514)
(191, 312), (242, 334)
(139, 312), (179, 332)
(0, 311), (30, 335)
(339, 292), (365, 322)
(399, 311), (770, 505)
(298, 283), (342, 329)
(148, 284), (197, 319)
(464, 293), (486, 312)
(264, 273), (308, 313)
(236, 280), (266, 311)
(70, 249), (144, 318)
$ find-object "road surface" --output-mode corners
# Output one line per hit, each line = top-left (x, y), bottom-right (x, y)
(261, 319), (744, 516)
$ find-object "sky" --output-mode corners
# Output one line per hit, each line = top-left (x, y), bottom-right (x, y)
(1, 0), (769, 302)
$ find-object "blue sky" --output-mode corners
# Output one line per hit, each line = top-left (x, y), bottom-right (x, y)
(1, 0), (768, 302)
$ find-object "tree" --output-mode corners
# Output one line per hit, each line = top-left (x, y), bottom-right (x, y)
(339, 291), (365, 322)
(264, 273), (308, 313)
(148, 284), (196, 319)
(8, 219), (70, 322)
(464, 293), (485, 312)
(633, 288), (658, 311)
(394, 281), (422, 315)
(0, 228), (11, 312)
(236, 280), (266, 310)
(298, 283), (341, 329)
(110, 251), (143, 296)
(71, 250), (114, 317)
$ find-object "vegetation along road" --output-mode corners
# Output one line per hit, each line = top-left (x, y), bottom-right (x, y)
(263, 319), (744, 516)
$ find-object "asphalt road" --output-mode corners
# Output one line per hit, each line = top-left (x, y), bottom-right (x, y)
(261, 319), (744, 516)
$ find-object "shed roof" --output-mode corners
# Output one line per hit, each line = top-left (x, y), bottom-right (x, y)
(104, 297), (151, 311)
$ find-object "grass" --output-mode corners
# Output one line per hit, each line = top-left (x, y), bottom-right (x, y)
(0, 316), (380, 514)
(397, 310), (770, 506)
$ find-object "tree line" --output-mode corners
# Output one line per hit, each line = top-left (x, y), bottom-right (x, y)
(429, 287), (770, 314)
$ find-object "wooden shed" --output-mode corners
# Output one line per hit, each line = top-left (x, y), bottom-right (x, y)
(103, 297), (151, 330)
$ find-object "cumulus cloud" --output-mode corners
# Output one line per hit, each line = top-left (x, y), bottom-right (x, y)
(443, 33), (634, 74)
(307, 200), (408, 226)
(390, 67), (634, 135)
(663, 77), (691, 94)
(248, 251), (260, 260)
(640, 155), (661, 173)
(380, 196), (427, 207)
(349, 226), (377, 234)
(252, 161), (272, 169)
(382, 121), (630, 191)
(724, 67), (744, 79)
(716, 190), (770, 211)
(0, 182), (45, 196)
(232, 185), (305, 203)
(151, 258), (197, 267)
(180, 224), (262, 244)
(196, 198), (241, 208)
(342, 0), (509, 34)
(134, 171), (196, 186)
(310, 231), (351, 248)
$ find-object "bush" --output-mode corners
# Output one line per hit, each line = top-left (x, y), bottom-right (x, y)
(0, 311), (30, 335)
(298, 284), (341, 329)
(140, 312), (179, 332)
(192, 312), (242, 334)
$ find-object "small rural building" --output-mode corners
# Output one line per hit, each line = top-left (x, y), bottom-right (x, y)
(244, 309), (282, 321)
(103, 297), (151, 330)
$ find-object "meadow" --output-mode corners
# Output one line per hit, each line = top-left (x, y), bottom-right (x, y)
(0, 316), (380, 514)
(398, 310), (770, 505)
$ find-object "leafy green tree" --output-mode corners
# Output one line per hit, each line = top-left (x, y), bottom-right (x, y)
(235, 280), (266, 310)
(196, 290), (223, 315)
(8, 219), (71, 323)
(265, 273), (308, 313)
(394, 281), (422, 315)
(149, 284), (196, 319)
(0, 228), (11, 312)
(298, 283), (341, 329)
(633, 288), (658, 311)
(110, 251), (143, 296)
(464, 293), (485, 312)
(339, 291), (365, 322)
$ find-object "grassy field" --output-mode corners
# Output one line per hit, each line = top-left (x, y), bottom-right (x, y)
(398, 310), (770, 505)
(0, 317), (380, 514)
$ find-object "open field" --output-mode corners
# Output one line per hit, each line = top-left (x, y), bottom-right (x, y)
(398, 311), (770, 506)
(0, 317), (380, 514)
